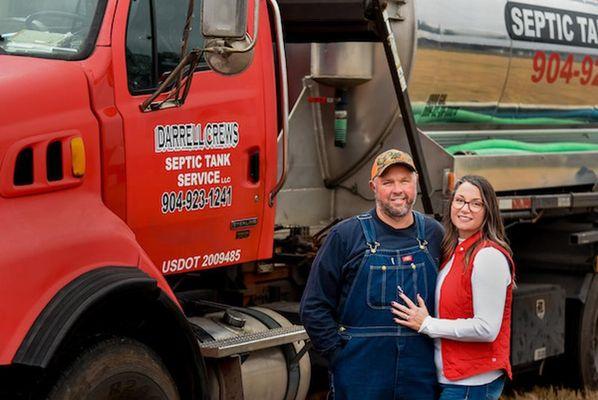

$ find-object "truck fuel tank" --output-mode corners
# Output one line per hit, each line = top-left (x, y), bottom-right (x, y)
(192, 307), (311, 400)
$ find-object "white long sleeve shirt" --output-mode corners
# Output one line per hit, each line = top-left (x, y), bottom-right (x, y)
(419, 244), (511, 385)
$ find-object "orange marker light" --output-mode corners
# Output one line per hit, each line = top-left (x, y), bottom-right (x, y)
(444, 170), (456, 195)
(70, 137), (86, 177)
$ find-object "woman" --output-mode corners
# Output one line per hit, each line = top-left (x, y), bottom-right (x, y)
(391, 175), (514, 400)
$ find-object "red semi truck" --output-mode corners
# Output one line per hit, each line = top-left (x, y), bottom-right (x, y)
(2, 0), (598, 399)
(0, 0), (294, 398)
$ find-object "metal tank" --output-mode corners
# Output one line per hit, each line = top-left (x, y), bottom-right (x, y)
(191, 307), (310, 400)
(409, 0), (598, 127)
(277, 0), (598, 227)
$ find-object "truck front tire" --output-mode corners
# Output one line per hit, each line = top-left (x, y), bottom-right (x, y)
(47, 337), (180, 400)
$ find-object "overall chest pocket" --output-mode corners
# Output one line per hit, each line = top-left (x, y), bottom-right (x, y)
(366, 262), (428, 309)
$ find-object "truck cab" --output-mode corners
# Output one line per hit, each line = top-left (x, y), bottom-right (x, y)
(0, 1), (296, 399)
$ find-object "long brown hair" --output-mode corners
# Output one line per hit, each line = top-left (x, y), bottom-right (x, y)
(441, 175), (512, 265)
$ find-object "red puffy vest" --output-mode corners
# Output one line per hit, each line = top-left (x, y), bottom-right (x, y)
(438, 231), (515, 381)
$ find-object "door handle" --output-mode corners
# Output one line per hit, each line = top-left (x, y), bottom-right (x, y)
(249, 151), (260, 183)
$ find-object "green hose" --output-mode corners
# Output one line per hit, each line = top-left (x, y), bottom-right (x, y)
(446, 139), (598, 155)
(413, 107), (581, 125)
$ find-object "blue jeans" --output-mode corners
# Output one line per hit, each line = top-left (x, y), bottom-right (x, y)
(439, 376), (505, 400)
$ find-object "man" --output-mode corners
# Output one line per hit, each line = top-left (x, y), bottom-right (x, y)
(300, 149), (444, 399)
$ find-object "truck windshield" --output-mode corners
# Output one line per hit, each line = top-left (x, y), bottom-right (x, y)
(0, 0), (105, 60)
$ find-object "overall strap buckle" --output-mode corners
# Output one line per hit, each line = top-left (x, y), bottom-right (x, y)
(368, 241), (381, 253)
(413, 211), (428, 249)
(357, 213), (379, 252)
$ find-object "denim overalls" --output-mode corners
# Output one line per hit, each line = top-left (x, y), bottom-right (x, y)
(330, 212), (438, 400)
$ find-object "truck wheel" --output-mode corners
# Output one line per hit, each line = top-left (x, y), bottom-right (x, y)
(47, 338), (180, 400)
(580, 276), (598, 389)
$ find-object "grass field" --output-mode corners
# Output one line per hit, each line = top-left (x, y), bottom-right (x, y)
(309, 387), (597, 399)
(310, 387), (598, 399)
(505, 388), (598, 399)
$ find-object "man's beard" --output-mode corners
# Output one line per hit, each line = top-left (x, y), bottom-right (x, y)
(377, 196), (414, 219)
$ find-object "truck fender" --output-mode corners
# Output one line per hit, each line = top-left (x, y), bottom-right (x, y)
(13, 266), (208, 400)
(13, 266), (156, 367)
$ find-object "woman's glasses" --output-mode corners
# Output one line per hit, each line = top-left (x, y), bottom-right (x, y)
(452, 198), (484, 212)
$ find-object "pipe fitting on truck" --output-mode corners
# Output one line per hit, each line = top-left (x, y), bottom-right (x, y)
(334, 89), (349, 148)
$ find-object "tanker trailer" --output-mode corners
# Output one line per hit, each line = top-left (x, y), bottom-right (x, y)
(277, 0), (598, 388)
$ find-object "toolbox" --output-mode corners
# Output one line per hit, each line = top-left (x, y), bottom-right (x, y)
(511, 283), (566, 366)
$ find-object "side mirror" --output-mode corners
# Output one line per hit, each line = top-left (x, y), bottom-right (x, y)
(141, 0), (253, 111)
(202, 0), (248, 38)
(201, 0), (257, 75)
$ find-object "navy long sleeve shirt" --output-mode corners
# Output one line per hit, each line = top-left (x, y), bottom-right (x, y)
(299, 209), (444, 363)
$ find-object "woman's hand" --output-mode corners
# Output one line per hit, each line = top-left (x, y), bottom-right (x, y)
(391, 293), (429, 331)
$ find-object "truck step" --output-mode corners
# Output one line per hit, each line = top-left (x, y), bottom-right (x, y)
(199, 325), (308, 358)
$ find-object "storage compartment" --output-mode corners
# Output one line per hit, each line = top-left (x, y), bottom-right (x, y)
(511, 283), (566, 366)
(425, 129), (598, 192)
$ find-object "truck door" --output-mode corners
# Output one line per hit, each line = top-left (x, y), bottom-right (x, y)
(111, 0), (269, 274)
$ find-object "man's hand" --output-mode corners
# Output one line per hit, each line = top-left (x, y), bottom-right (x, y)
(391, 293), (429, 331)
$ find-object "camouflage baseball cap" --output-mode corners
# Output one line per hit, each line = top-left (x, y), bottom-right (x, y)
(370, 149), (416, 179)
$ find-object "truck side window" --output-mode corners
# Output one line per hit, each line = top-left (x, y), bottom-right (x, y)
(126, 0), (206, 94)
(126, 0), (153, 92)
